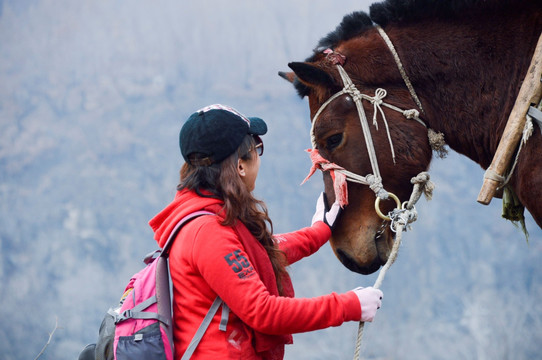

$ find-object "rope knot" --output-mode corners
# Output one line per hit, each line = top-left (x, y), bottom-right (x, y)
(403, 109), (419, 119)
(522, 117), (534, 144)
(367, 88), (387, 129)
(366, 174), (388, 199)
(427, 128), (448, 159)
(406, 171), (435, 209)
(345, 84), (362, 102)
(389, 207), (418, 232)
(371, 88), (387, 104)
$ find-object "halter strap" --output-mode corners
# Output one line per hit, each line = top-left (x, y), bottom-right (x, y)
(376, 26), (425, 114)
(308, 57), (427, 202)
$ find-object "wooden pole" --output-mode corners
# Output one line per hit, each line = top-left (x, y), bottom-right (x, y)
(477, 33), (542, 205)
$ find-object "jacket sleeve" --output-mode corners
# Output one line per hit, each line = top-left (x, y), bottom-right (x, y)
(191, 219), (360, 336)
(273, 221), (331, 265)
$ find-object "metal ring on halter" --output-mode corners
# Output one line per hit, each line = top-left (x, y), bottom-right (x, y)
(374, 192), (401, 221)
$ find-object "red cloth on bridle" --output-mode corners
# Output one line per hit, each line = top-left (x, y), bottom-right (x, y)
(301, 148), (349, 207)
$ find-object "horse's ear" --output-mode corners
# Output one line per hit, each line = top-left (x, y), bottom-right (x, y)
(278, 71), (296, 83)
(287, 62), (334, 89)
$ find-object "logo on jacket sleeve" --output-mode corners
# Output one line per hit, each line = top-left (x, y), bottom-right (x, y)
(224, 249), (255, 279)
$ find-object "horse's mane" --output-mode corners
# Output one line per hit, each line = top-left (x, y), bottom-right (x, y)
(369, 0), (520, 26)
(294, 0), (527, 96)
(316, 0), (519, 52)
(313, 11), (374, 54)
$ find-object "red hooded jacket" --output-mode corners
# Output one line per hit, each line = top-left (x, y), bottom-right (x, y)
(149, 189), (361, 359)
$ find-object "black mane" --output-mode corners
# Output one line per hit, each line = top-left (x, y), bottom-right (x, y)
(294, 0), (527, 97)
(369, 0), (519, 27)
(314, 11), (373, 54)
(314, 0), (521, 53)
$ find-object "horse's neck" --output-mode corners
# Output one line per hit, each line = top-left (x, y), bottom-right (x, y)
(391, 9), (540, 168)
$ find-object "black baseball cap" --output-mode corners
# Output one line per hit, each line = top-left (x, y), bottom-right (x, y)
(179, 104), (267, 165)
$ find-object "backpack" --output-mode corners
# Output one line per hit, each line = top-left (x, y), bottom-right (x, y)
(84, 210), (227, 360)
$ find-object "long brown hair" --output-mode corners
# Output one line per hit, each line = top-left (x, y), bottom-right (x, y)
(178, 135), (289, 294)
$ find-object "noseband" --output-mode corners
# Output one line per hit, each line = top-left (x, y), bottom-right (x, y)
(303, 26), (437, 222)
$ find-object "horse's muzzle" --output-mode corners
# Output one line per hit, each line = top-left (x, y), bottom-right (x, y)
(336, 248), (382, 275)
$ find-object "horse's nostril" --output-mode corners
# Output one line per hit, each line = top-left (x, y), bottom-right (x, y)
(336, 249), (381, 275)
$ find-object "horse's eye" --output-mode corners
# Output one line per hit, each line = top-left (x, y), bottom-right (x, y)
(326, 133), (343, 151)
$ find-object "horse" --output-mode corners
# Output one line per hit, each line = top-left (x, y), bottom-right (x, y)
(281, 0), (542, 275)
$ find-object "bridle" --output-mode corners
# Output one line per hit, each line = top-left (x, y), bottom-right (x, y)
(302, 27), (441, 360)
(303, 26), (436, 223)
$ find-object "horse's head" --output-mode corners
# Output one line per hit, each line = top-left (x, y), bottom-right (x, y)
(283, 37), (433, 274)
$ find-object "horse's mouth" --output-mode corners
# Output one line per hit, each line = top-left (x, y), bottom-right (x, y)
(336, 225), (394, 275)
(337, 248), (382, 275)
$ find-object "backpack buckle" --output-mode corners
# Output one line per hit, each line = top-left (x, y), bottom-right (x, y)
(115, 309), (132, 323)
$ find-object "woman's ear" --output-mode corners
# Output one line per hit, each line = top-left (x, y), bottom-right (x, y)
(237, 159), (246, 177)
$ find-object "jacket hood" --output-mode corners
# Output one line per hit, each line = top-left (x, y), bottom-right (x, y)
(149, 189), (224, 248)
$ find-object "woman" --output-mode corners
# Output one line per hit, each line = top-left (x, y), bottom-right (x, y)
(149, 104), (383, 359)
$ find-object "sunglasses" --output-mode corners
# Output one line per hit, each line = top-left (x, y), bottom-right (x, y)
(253, 135), (264, 156)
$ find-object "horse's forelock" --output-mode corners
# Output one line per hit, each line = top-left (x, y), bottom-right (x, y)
(312, 11), (373, 58)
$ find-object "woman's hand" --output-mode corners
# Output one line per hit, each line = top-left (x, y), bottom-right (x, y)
(352, 286), (383, 322)
(311, 192), (342, 230)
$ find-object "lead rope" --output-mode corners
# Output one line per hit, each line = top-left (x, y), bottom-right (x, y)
(353, 173), (433, 360)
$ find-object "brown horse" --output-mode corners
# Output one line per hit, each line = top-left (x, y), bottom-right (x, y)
(282, 0), (542, 275)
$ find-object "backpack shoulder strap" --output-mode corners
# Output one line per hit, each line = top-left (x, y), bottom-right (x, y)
(181, 296), (223, 360)
(156, 210), (224, 360)
(154, 210), (215, 358)
(161, 210), (215, 257)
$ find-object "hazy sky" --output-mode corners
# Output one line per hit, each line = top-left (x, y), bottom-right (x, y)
(1, 1), (541, 359)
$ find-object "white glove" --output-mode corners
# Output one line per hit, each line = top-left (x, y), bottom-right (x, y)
(311, 192), (341, 229)
(353, 286), (383, 322)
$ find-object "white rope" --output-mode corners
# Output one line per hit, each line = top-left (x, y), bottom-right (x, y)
(352, 173), (433, 360)
(483, 113), (536, 189)
(353, 220), (405, 360)
(500, 116), (534, 186)
(310, 89), (349, 148)
(309, 64), (426, 199)
(375, 26), (450, 157)
(376, 26), (425, 114)
(340, 66), (385, 182)
(407, 172), (434, 206)
(371, 88), (397, 163)
(306, 40), (438, 359)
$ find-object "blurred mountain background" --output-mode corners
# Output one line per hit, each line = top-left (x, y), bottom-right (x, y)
(1, 1), (541, 359)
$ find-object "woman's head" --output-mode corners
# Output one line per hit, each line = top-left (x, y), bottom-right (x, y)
(178, 104), (268, 217)
(179, 134), (262, 197)
(179, 104), (267, 166)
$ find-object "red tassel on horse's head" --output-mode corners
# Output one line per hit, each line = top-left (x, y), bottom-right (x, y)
(302, 148), (349, 208)
(323, 48), (346, 66)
